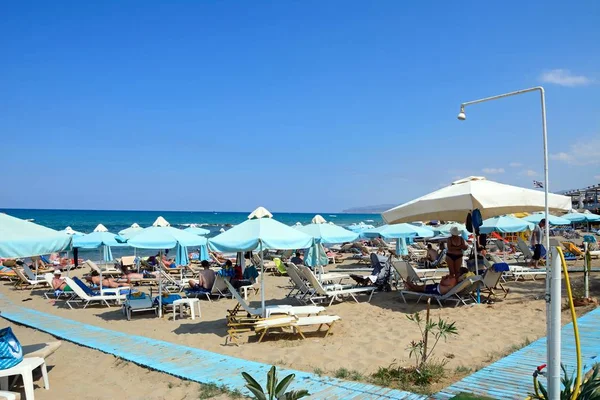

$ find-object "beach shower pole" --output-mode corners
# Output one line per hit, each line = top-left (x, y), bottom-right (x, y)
(458, 87), (558, 398)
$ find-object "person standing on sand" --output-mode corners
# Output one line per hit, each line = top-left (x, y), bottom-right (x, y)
(446, 226), (468, 278)
(529, 218), (546, 269)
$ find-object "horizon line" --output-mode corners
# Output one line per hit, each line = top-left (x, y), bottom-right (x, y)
(0, 207), (383, 215)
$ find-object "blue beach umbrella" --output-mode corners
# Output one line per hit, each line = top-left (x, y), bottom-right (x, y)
(479, 216), (535, 234)
(0, 213), (72, 258)
(209, 207), (314, 315)
(118, 223), (144, 239)
(296, 215), (358, 269)
(562, 211), (600, 223)
(362, 224), (434, 239)
(184, 226), (210, 236)
(175, 244), (189, 267)
(128, 225), (208, 318)
(72, 231), (128, 262)
(521, 213), (571, 226)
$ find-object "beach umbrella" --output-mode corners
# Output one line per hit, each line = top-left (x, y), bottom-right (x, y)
(362, 224), (434, 239)
(562, 211), (600, 223)
(479, 215), (534, 234)
(347, 222), (375, 233)
(296, 215), (359, 269)
(433, 223), (469, 239)
(521, 213), (571, 226)
(304, 243), (329, 267)
(383, 176), (572, 224)
(72, 231), (128, 262)
(118, 223), (143, 239)
(128, 226), (208, 317)
(152, 216), (170, 227)
(0, 213), (72, 258)
(184, 225), (210, 236)
(293, 222), (302, 227)
(93, 224), (109, 232)
(62, 226), (83, 236)
(219, 228), (226, 233)
(209, 206), (314, 316)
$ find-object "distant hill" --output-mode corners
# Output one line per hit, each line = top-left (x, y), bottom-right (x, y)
(342, 204), (396, 213)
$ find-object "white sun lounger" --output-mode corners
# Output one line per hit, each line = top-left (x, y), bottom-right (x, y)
(64, 276), (128, 309)
(13, 269), (47, 291)
(300, 266), (375, 306)
(253, 315), (341, 342)
(224, 279), (325, 318)
(400, 276), (483, 307)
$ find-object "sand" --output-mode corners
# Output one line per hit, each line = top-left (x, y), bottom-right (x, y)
(1, 256), (599, 399)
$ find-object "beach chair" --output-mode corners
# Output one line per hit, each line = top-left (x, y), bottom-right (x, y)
(224, 279), (325, 321)
(400, 276), (483, 307)
(392, 260), (444, 286)
(185, 274), (231, 302)
(226, 314), (341, 345)
(22, 264), (45, 281)
(480, 259), (509, 300)
(64, 276), (128, 309)
(562, 242), (584, 259)
(42, 273), (75, 300)
(299, 266), (375, 306)
(13, 268), (47, 291)
(122, 292), (158, 320)
(273, 258), (288, 276)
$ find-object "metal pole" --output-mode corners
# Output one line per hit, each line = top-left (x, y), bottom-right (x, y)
(158, 250), (163, 318)
(259, 241), (265, 317)
(584, 242), (589, 299)
(461, 87), (558, 398)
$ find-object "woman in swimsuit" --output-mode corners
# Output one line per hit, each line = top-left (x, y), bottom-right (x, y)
(446, 226), (468, 278)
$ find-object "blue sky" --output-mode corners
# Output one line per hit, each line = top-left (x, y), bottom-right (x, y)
(1, 1), (599, 212)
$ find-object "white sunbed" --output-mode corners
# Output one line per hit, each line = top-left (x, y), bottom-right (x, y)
(392, 260), (445, 286)
(300, 266), (375, 306)
(186, 274), (231, 302)
(64, 276), (128, 309)
(224, 279), (325, 318)
(400, 276), (483, 307)
(253, 315), (341, 342)
(13, 268), (47, 291)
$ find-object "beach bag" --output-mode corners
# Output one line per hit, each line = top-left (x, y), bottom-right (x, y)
(0, 327), (23, 370)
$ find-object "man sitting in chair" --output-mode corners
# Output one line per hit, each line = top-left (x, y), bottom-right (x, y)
(188, 260), (216, 291)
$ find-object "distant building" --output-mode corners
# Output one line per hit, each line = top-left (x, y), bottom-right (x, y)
(562, 183), (600, 212)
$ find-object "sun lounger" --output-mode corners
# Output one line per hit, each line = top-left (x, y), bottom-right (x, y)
(400, 276), (483, 307)
(21, 265), (45, 281)
(13, 269), (47, 291)
(480, 258), (509, 300)
(64, 276), (128, 309)
(253, 315), (341, 343)
(42, 273), (74, 300)
(273, 258), (288, 276)
(299, 266), (375, 306)
(224, 279), (325, 321)
(122, 292), (158, 320)
(392, 260), (444, 286)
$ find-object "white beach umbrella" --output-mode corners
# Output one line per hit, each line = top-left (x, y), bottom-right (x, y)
(62, 226), (83, 236)
(152, 216), (170, 227)
(247, 206), (273, 219)
(311, 215), (327, 224)
(219, 228), (226, 233)
(118, 223), (144, 239)
(383, 176), (572, 224)
(93, 224), (109, 232)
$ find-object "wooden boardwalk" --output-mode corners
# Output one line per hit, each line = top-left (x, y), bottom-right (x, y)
(0, 295), (422, 399)
(436, 307), (600, 399)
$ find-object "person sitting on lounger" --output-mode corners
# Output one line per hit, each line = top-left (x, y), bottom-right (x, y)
(425, 244), (438, 263)
(161, 250), (176, 268)
(404, 272), (459, 295)
(51, 270), (71, 291)
(119, 265), (159, 282)
(188, 260), (216, 291)
(86, 270), (131, 288)
(290, 252), (303, 265)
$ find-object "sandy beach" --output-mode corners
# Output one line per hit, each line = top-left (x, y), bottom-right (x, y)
(1, 254), (598, 398)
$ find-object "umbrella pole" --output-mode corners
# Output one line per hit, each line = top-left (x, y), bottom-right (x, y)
(473, 233), (480, 304)
(260, 242), (265, 317)
(158, 251), (163, 318)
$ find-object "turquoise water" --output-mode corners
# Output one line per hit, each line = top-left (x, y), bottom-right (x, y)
(1, 209), (383, 237)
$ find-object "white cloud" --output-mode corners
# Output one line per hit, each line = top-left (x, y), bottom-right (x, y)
(509, 162), (522, 168)
(482, 168), (505, 174)
(550, 136), (600, 165)
(520, 169), (538, 177)
(539, 69), (593, 87)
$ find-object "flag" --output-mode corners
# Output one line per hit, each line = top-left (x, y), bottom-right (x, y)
(533, 180), (544, 188)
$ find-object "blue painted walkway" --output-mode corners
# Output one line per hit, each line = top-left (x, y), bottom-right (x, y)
(0, 295), (422, 399)
(436, 307), (600, 399)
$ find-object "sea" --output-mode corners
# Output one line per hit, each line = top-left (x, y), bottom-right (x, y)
(1, 209), (384, 260)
